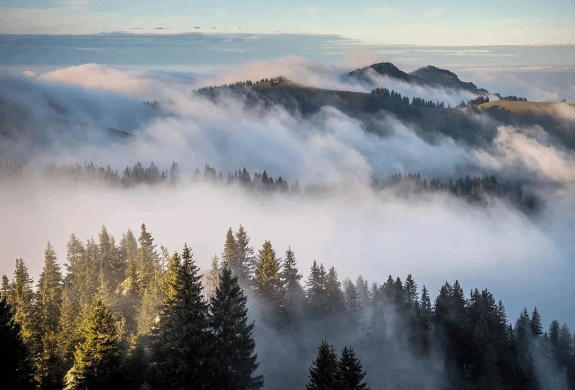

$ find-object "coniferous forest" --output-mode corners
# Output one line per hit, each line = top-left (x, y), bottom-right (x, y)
(2, 223), (574, 389)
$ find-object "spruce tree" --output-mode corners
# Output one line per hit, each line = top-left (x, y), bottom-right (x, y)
(235, 225), (255, 286)
(325, 267), (345, 316)
(151, 244), (209, 389)
(222, 227), (239, 275)
(531, 307), (543, 337)
(307, 340), (341, 390)
(8, 258), (36, 345)
(208, 263), (263, 390)
(278, 247), (304, 326)
(0, 297), (37, 390)
(253, 240), (281, 301)
(64, 298), (123, 390)
(203, 254), (220, 299)
(306, 261), (327, 319)
(344, 280), (363, 331)
(338, 346), (369, 390)
(35, 243), (64, 390)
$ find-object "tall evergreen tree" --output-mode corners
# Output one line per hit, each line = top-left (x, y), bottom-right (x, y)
(324, 267), (345, 316)
(235, 225), (255, 286)
(531, 307), (543, 337)
(253, 240), (281, 302)
(151, 244), (209, 389)
(208, 263), (263, 390)
(203, 254), (221, 299)
(0, 297), (37, 390)
(64, 298), (123, 390)
(306, 261), (327, 319)
(222, 228), (239, 276)
(338, 346), (369, 390)
(7, 258), (36, 345)
(307, 340), (341, 390)
(278, 247), (304, 326)
(344, 280), (363, 331)
(35, 243), (64, 390)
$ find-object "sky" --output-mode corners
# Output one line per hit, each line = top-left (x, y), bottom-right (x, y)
(1, 0), (575, 342)
(1, 0), (574, 45)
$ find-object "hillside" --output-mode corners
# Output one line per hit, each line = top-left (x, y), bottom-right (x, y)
(345, 62), (488, 94)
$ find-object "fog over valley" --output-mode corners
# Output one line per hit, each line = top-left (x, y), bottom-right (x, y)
(1, 34), (575, 390)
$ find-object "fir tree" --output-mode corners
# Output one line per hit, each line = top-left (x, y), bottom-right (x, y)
(64, 298), (123, 390)
(325, 267), (346, 316)
(306, 261), (327, 319)
(8, 258), (36, 345)
(531, 307), (543, 337)
(344, 280), (363, 331)
(307, 340), (341, 390)
(222, 228), (239, 276)
(235, 225), (255, 286)
(203, 254), (221, 299)
(278, 247), (304, 326)
(207, 263), (263, 390)
(151, 244), (209, 389)
(253, 240), (281, 302)
(0, 297), (37, 390)
(338, 346), (369, 390)
(35, 243), (64, 390)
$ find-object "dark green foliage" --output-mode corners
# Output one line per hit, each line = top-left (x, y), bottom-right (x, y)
(151, 244), (210, 389)
(278, 247), (304, 327)
(208, 263), (263, 390)
(64, 298), (123, 390)
(531, 307), (543, 337)
(235, 225), (255, 286)
(0, 297), (37, 390)
(305, 261), (327, 319)
(307, 340), (341, 390)
(35, 243), (65, 390)
(339, 346), (369, 390)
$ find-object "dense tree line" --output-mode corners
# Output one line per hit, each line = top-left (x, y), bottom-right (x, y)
(2, 223), (575, 389)
(364, 88), (426, 117)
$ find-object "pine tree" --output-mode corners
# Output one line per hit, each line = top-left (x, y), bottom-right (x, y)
(207, 263), (263, 390)
(59, 234), (89, 367)
(307, 340), (341, 390)
(531, 307), (543, 337)
(8, 258), (36, 345)
(403, 274), (418, 307)
(98, 226), (125, 297)
(64, 298), (123, 390)
(0, 297), (37, 390)
(151, 244), (209, 389)
(278, 247), (304, 326)
(325, 267), (345, 316)
(35, 243), (64, 390)
(253, 240), (281, 301)
(306, 261), (327, 319)
(344, 280), (363, 331)
(235, 225), (255, 286)
(338, 346), (369, 390)
(222, 228), (239, 276)
(203, 254), (221, 299)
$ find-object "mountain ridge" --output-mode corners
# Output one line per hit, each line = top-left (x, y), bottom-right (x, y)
(345, 62), (489, 95)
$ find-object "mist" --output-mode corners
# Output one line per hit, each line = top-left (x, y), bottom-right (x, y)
(2, 54), (575, 389)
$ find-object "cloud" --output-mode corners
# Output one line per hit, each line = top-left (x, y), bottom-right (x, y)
(1, 61), (575, 335)
(40, 64), (149, 94)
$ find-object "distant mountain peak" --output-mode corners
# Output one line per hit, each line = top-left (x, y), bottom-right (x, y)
(345, 62), (488, 95)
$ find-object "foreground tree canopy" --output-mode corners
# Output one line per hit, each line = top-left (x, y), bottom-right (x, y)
(1, 223), (574, 389)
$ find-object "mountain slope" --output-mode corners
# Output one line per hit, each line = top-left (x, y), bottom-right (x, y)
(345, 62), (488, 94)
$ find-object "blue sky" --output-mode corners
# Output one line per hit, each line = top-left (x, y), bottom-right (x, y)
(1, 0), (573, 45)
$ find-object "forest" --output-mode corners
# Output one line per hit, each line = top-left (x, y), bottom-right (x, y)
(2, 223), (575, 389)
(0, 160), (541, 212)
